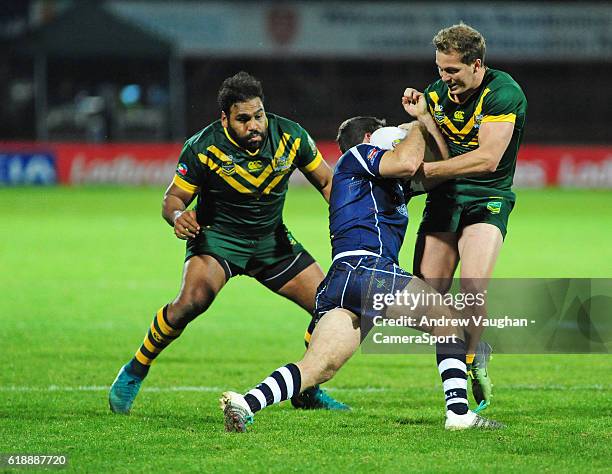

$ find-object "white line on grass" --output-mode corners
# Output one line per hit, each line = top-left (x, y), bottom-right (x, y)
(0, 384), (609, 393)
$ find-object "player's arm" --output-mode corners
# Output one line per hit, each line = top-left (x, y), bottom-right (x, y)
(162, 179), (201, 240)
(297, 130), (333, 202)
(379, 121), (427, 178)
(303, 158), (333, 202)
(402, 88), (449, 161)
(422, 121), (514, 179)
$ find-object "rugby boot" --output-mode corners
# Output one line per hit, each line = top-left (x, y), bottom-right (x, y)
(291, 385), (351, 411)
(109, 363), (144, 414)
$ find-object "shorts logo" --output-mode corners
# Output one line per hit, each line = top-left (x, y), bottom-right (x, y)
(487, 201), (502, 214)
(453, 110), (465, 122)
(177, 163), (188, 176)
(367, 148), (378, 164)
(286, 230), (297, 246)
(247, 160), (263, 171)
(375, 278), (388, 289)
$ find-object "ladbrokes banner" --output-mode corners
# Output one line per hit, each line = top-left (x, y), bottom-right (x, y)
(0, 142), (611, 188)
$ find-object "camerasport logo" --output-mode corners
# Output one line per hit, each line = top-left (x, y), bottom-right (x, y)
(177, 163), (188, 176)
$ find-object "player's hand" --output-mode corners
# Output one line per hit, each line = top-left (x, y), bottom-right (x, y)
(402, 88), (426, 118)
(173, 210), (200, 240)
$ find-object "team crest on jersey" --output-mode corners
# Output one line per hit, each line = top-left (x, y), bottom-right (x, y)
(274, 155), (291, 173)
(396, 204), (408, 217)
(434, 104), (445, 123)
(487, 201), (502, 214)
(221, 162), (235, 175)
(453, 110), (465, 122)
(367, 148), (378, 164)
(247, 160), (264, 171)
(177, 163), (188, 176)
(475, 114), (484, 129)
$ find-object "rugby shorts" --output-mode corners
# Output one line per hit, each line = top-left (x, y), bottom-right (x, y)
(311, 255), (413, 327)
(418, 190), (515, 239)
(185, 224), (315, 291)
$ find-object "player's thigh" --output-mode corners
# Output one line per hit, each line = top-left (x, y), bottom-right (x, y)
(170, 254), (227, 319)
(251, 225), (322, 313)
(299, 308), (361, 376)
(274, 261), (325, 313)
(413, 232), (459, 293)
(458, 223), (503, 282)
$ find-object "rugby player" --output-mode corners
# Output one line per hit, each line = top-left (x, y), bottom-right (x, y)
(403, 24), (528, 410)
(109, 72), (348, 413)
(220, 107), (505, 431)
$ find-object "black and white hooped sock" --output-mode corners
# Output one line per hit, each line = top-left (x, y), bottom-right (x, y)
(243, 363), (302, 413)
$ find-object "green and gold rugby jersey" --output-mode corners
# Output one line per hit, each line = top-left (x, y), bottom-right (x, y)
(172, 113), (323, 237)
(424, 68), (527, 196)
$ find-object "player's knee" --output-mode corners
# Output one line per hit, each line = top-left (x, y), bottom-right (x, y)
(170, 286), (216, 324)
(461, 279), (487, 298)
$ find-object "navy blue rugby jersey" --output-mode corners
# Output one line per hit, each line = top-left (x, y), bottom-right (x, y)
(329, 144), (411, 264)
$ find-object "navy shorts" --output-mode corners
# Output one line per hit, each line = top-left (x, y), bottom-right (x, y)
(313, 255), (413, 323)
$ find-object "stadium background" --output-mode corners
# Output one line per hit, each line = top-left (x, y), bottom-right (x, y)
(2, 1), (610, 472)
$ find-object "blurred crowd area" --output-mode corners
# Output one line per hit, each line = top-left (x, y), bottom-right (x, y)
(1, 0), (611, 143)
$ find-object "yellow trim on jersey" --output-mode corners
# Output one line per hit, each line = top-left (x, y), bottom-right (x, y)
(172, 175), (198, 194)
(223, 127), (260, 156)
(194, 132), (303, 194)
(482, 113), (516, 124)
(207, 146), (274, 187)
(198, 152), (251, 193)
(428, 88), (494, 144)
(263, 139), (301, 194)
(304, 330), (312, 344)
(274, 133), (291, 159)
(301, 151), (323, 173)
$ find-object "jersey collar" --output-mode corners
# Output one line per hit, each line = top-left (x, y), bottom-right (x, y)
(223, 127), (260, 157)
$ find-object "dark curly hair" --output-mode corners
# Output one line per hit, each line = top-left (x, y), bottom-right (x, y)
(217, 71), (264, 114)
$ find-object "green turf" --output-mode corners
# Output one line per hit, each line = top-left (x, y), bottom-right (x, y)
(1, 186), (611, 473)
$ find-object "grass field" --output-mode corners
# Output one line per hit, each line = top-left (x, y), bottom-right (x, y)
(2, 186), (611, 473)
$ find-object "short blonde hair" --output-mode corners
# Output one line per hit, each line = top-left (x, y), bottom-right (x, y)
(433, 23), (486, 65)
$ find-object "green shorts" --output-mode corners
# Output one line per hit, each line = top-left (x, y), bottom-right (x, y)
(185, 224), (314, 290)
(418, 191), (515, 239)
